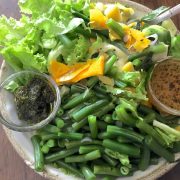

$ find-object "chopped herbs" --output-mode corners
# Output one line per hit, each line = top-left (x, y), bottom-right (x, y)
(14, 77), (55, 122)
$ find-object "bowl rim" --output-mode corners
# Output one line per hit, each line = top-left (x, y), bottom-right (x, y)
(0, 70), (61, 132)
(0, 0), (179, 179)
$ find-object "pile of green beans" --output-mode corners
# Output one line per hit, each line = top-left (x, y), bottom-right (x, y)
(31, 81), (178, 179)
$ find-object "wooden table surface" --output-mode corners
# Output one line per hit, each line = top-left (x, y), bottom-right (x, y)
(0, 0), (179, 180)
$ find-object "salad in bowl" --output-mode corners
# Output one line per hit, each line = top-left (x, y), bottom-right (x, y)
(0, 0), (180, 179)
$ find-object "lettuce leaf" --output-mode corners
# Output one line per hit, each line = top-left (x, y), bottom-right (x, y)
(1, 45), (47, 72)
(106, 71), (148, 101)
(70, 0), (90, 16)
(117, 71), (141, 87)
(35, 17), (84, 35)
(4, 81), (20, 92)
(0, 0), (90, 72)
(62, 35), (90, 64)
(19, 0), (54, 17)
(0, 15), (32, 47)
(88, 36), (103, 58)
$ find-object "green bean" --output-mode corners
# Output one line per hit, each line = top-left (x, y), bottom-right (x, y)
(70, 85), (85, 93)
(107, 125), (144, 143)
(102, 154), (118, 167)
(138, 144), (150, 171)
(108, 66), (119, 78)
(94, 103), (115, 117)
(94, 165), (127, 177)
(57, 132), (83, 140)
(87, 77), (99, 87)
(68, 104), (86, 118)
(104, 55), (117, 74)
(41, 134), (59, 141)
(81, 166), (96, 180)
(65, 150), (101, 163)
(72, 99), (108, 121)
(42, 124), (59, 134)
(41, 144), (50, 154)
(31, 135), (44, 171)
(98, 132), (114, 139)
(88, 115), (98, 139)
(55, 118), (65, 129)
(144, 113), (156, 123)
(145, 136), (174, 162)
(56, 107), (64, 117)
(56, 161), (84, 178)
(136, 120), (166, 146)
(115, 80), (127, 88)
(45, 148), (79, 163)
(72, 119), (88, 131)
(63, 90), (94, 110)
(128, 43), (167, 61)
(93, 86), (107, 95)
(117, 136), (131, 143)
(120, 166), (130, 176)
(46, 139), (56, 148)
(79, 145), (104, 154)
(65, 140), (102, 149)
(103, 139), (140, 157)
(103, 114), (113, 123)
(106, 19), (124, 38)
(132, 58), (142, 67)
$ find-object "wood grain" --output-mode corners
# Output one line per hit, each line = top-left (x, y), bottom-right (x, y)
(0, 0), (179, 180)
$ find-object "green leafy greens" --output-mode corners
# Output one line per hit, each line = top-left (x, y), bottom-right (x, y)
(0, 0), (90, 72)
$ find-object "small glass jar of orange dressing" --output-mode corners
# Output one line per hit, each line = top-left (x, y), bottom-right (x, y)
(147, 58), (180, 116)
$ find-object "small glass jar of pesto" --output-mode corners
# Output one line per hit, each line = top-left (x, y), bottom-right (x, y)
(0, 71), (61, 131)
